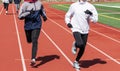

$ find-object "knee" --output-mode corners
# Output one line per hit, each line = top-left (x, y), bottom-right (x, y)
(75, 42), (84, 48)
(27, 39), (32, 43)
(32, 39), (38, 44)
(27, 41), (32, 43)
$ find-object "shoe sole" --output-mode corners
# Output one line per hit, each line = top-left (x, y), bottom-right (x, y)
(73, 66), (80, 69)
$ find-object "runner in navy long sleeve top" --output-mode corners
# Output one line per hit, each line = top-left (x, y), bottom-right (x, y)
(18, 0), (47, 66)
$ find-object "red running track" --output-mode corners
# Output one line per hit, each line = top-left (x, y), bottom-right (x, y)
(0, 2), (120, 71)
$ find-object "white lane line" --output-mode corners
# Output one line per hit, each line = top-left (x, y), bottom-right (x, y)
(42, 29), (80, 71)
(94, 4), (120, 8)
(97, 23), (120, 33)
(90, 29), (120, 44)
(12, 5), (27, 71)
(88, 43), (120, 64)
(0, 7), (4, 15)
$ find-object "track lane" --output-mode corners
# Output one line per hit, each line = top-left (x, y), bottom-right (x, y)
(42, 15), (120, 71)
(17, 20), (76, 71)
(45, 4), (120, 43)
(15, 4), (77, 71)
(44, 3), (120, 61)
(1, 2), (119, 71)
(43, 3), (120, 71)
(0, 4), (24, 71)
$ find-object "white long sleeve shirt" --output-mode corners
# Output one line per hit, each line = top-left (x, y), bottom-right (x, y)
(2, 0), (9, 3)
(65, 1), (98, 34)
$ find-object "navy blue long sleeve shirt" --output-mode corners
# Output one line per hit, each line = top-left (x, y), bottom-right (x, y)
(18, 1), (47, 30)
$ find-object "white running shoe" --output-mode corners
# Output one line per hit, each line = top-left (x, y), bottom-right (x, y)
(6, 11), (8, 14)
(72, 41), (77, 54)
(73, 61), (80, 69)
(30, 58), (36, 66)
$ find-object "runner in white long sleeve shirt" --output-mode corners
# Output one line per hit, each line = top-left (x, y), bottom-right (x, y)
(2, 0), (9, 14)
(65, 0), (98, 69)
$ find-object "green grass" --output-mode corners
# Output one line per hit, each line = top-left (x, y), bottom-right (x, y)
(51, 4), (69, 12)
(98, 15), (120, 28)
(95, 6), (120, 13)
(96, 2), (120, 6)
(51, 3), (120, 29)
